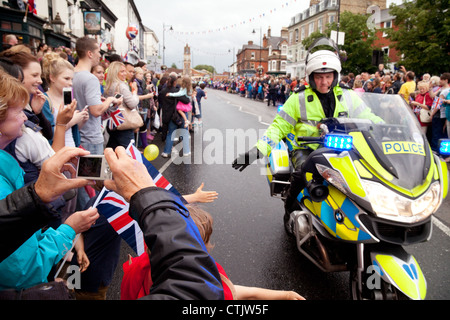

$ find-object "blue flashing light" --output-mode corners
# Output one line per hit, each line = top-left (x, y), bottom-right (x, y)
(324, 134), (353, 151)
(439, 139), (450, 155)
(277, 104), (283, 113)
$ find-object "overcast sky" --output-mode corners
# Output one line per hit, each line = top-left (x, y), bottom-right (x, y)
(134, 0), (404, 73)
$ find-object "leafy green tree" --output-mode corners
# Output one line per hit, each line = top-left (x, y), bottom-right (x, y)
(302, 11), (377, 74)
(170, 63), (178, 69)
(385, 0), (450, 76)
(194, 64), (216, 74)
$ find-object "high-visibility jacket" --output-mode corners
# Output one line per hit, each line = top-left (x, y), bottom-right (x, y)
(256, 85), (382, 156)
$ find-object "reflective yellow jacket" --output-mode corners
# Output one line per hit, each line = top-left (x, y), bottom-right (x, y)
(256, 85), (381, 156)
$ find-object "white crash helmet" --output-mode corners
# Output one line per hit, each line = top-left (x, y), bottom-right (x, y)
(305, 38), (342, 90)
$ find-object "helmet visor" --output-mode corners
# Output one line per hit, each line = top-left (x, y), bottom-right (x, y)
(307, 37), (339, 55)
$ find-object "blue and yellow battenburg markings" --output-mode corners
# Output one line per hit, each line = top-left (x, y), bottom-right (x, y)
(382, 141), (425, 156)
(300, 186), (371, 242)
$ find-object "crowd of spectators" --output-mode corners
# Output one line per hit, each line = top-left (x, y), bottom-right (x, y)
(0, 35), (222, 300)
(208, 63), (450, 153)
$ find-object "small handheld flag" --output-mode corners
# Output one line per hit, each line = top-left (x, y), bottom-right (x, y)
(93, 141), (184, 255)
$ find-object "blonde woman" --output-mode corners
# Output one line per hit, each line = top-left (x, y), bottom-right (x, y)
(104, 61), (139, 149)
(41, 52), (89, 148)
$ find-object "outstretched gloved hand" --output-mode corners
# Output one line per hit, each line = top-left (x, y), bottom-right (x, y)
(232, 147), (262, 172)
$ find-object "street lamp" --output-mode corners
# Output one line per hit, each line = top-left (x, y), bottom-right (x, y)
(51, 12), (65, 34)
(162, 23), (173, 66)
(252, 27), (262, 75)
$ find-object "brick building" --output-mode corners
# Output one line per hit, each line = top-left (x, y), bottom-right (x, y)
(286, 0), (387, 79)
(236, 26), (289, 77)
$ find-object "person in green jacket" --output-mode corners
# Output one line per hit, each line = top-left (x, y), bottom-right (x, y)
(232, 38), (381, 211)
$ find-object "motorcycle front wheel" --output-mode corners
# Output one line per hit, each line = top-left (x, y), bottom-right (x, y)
(349, 268), (409, 300)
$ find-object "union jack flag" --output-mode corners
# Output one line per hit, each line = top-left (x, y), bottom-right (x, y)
(93, 142), (183, 255)
(106, 109), (125, 130)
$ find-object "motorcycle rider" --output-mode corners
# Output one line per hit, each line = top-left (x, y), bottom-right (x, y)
(232, 38), (379, 212)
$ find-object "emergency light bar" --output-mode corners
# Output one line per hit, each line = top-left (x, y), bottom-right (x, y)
(439, 139), (450, 156)
(324, 134), (353, 151)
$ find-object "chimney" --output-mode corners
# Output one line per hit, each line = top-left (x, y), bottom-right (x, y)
(262, 34), (268, 48)
(248, 40), (253, 45)
(267, 26), (271, 38)
(310, 0), (320, 5)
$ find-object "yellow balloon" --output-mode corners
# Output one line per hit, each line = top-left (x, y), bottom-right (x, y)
(144, 144), (159, 161)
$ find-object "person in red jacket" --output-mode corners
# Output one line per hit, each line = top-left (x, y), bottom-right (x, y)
(411, 81), (433, 136)
(121, 204), (305, 300)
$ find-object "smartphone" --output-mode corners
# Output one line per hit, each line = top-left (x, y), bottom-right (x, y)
(77, 155), (112, 180)
(114, 93), (123, 99)
(63, 87), (72, 105)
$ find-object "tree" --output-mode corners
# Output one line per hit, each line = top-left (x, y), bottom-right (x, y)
(302, 11), (377, 75)
(385, 0), (450, 76)
(171, 63), (178, 69)
(194, 64), (216, 74)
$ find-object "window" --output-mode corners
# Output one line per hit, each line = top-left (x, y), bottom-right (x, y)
(309, 22), (314, 35)
(12, 23), (22, 31)
(281, 61), (287, 71)
(29, 26), (41, 38)
(329, 14), (335, 24)
(251, 52), (255, 59)
(383, 20), (392, 37)
(289, 31), (293, 45)
(281, 44), (287, 55)
(48, 0), (53, 20)
(268, 46), (272, 56)
(272, 61), (277, 71)
(382, 46), (389, 56)
(301, 26), (305, 40)
(318, 18), (323, 34)
(310, 6), (316, 16)
(319, 0), (325, 11)
(300, 48), (306, 60)
(295, 28), (299, 42)
(1, 21), (11, 30)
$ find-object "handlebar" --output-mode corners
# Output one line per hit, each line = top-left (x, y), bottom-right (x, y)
(298, 136), (324, 142)
(297, 136), (324, 146)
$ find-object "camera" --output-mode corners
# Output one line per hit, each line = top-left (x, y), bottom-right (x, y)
(77, 155), (112, 180)
(63, 87), (73, 106)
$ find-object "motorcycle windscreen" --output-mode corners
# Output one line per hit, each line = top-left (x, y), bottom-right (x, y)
(344, 93), (431, 192)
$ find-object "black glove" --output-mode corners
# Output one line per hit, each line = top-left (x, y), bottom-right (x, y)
(232, 147), (262, 172)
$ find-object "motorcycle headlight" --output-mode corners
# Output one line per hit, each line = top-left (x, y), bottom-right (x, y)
(361, 180), (441, 223)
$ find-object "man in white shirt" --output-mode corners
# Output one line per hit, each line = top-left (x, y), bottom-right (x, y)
(72, 36), (122, 210)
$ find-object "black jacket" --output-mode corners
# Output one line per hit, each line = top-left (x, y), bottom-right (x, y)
(129, 187), (224, 300)
(0, 183), (59, 263)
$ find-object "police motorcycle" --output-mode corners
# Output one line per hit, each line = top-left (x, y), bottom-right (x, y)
(266, 92), (450, 300)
